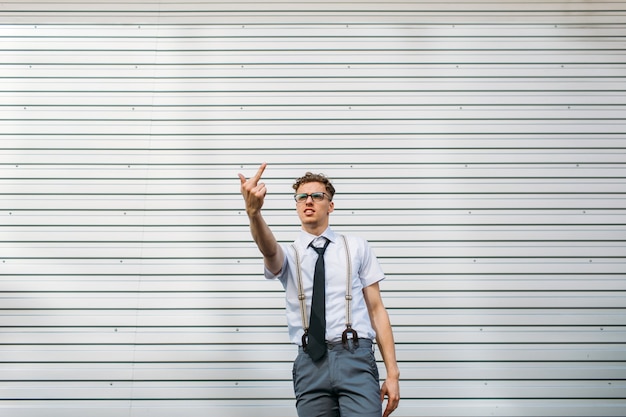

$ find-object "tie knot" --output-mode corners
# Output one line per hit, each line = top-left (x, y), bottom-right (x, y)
(313, 246), (326, 255)
(310, 237), (330, 255)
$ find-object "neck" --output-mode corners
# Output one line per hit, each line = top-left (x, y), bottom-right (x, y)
(302, 222), (329, 237)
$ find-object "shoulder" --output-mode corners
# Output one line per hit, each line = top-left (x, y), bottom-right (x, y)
(336, 233), (371, 250)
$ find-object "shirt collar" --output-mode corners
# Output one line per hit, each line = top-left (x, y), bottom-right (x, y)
(295, 227), (336, 249)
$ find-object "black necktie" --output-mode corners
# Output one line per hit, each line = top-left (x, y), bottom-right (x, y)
(308, 238), (330, 361)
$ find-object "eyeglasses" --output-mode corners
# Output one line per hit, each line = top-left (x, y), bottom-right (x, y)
(294, 192), (331, 203)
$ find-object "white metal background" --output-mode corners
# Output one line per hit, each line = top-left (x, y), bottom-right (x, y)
(0, 1), (625, 416)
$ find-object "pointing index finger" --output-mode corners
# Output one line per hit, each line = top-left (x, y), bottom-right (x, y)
(251, 162), (267, 183)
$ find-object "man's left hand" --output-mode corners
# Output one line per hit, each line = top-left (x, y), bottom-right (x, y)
(381, 377), (400, 417)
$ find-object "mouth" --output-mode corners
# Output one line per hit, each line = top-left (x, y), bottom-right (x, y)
(304, 208), (315, 215)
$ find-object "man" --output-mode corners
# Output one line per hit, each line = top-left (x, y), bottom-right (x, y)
(238, 162), (400, 417)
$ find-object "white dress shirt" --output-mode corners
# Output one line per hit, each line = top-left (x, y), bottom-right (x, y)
(265, 227), (385, 345)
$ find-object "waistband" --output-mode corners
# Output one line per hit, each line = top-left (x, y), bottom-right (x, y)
(298, 338), (373, 351)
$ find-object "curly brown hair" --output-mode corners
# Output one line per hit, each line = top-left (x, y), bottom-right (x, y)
(292, 172), (336, 200)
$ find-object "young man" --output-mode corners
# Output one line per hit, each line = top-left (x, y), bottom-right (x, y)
(239, 163), (400, 417)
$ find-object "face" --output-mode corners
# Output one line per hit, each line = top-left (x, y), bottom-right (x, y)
(295, 181), (334, 234)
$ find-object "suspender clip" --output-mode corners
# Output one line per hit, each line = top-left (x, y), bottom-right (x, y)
(341, 325), (359, 350)
(301, 330), (309, 352)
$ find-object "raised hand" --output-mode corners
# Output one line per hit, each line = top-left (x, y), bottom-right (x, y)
(238, 162), (268, 217)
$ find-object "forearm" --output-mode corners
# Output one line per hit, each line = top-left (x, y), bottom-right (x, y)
(373, 310), (400, 379)
(248, 211), (283, 274)
(364, 284), (400, 378)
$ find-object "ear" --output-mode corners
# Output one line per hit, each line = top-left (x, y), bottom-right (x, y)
(328, 201), (334, 214)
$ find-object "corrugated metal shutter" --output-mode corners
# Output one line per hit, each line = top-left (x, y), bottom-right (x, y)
(1, 1), (624, 416)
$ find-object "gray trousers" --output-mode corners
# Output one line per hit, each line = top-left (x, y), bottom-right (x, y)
(292, 339), (382, 417)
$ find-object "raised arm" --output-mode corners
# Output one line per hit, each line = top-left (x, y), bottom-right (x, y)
(238, 163), (284, 274)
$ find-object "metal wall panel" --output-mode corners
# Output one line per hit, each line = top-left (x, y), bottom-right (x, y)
(0, 1), (625, 416)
